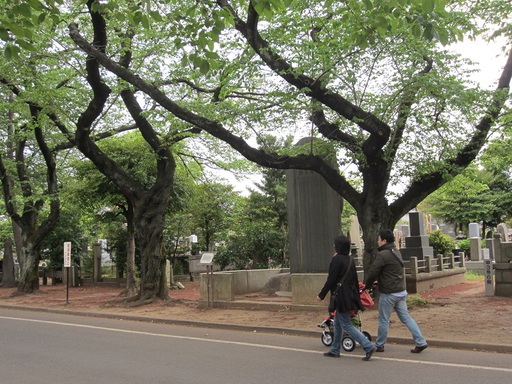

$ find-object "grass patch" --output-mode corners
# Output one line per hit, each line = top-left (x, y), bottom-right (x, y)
(465, 270), (484, 281)
(407, 294), (428, 307)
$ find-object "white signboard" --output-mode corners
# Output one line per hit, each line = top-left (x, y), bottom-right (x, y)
(63, 242), (72, 267)
(200, 252), (215, 265)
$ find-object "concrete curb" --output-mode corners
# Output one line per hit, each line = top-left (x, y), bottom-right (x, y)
(2, 304), (511, 354)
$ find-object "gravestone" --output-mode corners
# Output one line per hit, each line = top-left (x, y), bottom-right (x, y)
(398, 224), (410, 238)
(349, 215), (363, 264)
(497, 223), (509, 242)
(469, 222), (482, 261)
(400, 211), (434, 260)
(286, 138), (342, 273)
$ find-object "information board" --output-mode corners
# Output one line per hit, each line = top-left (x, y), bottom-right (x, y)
(63, 242), (72, 267)
(200, 252), (215, 265)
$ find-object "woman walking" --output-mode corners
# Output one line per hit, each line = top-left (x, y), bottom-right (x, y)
(317, 235), (376, 361)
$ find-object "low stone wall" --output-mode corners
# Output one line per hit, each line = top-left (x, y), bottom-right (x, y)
(200, 265), (468, 306)
(199, 268), (290, 302)
(406, 269), (466, 293)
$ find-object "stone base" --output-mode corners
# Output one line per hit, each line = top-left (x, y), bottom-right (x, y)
(400, 246), (434, 260)
(291, 271), (365, 305)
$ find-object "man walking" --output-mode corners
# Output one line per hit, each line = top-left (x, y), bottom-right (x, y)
(364, 229), (428, 353)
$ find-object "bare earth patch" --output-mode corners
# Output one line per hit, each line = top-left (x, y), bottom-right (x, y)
(0, 279), (510, 349)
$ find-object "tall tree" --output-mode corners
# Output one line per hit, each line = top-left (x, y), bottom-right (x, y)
(0, 86), (60, 293)
(66, 0), (512, 270)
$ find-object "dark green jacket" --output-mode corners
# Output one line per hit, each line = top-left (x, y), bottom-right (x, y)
(364, 242), (406, 294)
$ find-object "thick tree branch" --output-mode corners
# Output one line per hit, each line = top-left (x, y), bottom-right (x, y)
(68, 23), (362, 207)
(217, 0), (390, 152)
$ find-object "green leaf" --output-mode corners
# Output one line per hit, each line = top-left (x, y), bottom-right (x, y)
(25, 0), (45, 11)
(422, 0), (435, 13)
(4, 45), (20, 60)
(18, 3), (33, 17)
(0, 28), (10, 42)
(133, 10), (142, 25)
(36, 12), (46, 25)
(17, 39), (36, 51)
(412, 23), (422, 38)
(7, 23), (26, 38)
(199, 59), (210, 75)
(362, 0), (373, 10)
(150, 11), (163, 22)
(141, 14), (150, 29)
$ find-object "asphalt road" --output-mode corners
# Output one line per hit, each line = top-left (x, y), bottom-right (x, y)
(0, 308), (510, 384)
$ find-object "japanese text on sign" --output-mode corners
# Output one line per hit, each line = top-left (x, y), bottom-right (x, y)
(63, 242), (71, 267)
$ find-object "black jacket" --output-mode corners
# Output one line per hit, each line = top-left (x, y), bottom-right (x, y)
(364, 242), (406, 294)
(318, 253), (363, 312)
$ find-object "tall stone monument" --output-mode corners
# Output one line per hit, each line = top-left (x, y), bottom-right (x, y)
(400, 211), (433, 260)
(286, 138), (342, 274)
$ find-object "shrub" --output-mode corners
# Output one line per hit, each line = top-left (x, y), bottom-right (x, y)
(457, 238), (471, 257)
(428, 230), (456, 256)
(407, 294), (427, 307)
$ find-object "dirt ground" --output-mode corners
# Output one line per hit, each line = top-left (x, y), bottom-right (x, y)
(0, 278), (510, 349)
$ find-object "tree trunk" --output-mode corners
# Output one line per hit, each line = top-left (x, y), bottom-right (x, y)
(358, 197), (398, 273)
(134, 188), (171, 301)
(16, 240), (40, 294)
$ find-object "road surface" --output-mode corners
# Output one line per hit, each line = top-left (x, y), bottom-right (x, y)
(0, 308), (510, 384)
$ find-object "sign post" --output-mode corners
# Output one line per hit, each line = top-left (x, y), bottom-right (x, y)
(482, 248), (494, 297)
(200, 252), (215, 308)
(64, 242), (71, 304)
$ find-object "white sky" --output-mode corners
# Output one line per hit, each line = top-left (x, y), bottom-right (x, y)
(451, 36), (508, 89)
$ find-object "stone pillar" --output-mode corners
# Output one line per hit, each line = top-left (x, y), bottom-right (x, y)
(166, 259), (171, 288)
(486, 238), (494, 260)
(2, 239), (16, 287)
(286, 138), (342, 273)
(400, 212), (434, 260)
(93, 242), (102, 283)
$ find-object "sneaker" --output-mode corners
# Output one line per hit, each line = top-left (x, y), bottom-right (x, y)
(410, 344), (428, 353)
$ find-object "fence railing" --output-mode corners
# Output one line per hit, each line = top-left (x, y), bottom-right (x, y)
(404, 253), (466, 279)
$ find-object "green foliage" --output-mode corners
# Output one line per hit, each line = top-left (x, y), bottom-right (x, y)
(465, 270), (484, 280)
(215, 220), (286, 270)
(457, 238), (471, 256)
(419, 165), (512, 230)
(428, 230), (456, 256)
(40, 207), (87, 269)
(406, 293), (428, 307)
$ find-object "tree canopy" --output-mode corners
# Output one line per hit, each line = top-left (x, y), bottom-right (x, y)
(2, 0), (512, 276)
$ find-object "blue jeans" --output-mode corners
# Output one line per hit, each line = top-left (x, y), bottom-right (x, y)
(329, 310), (375, 355)
(376, 293), (427, 347)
